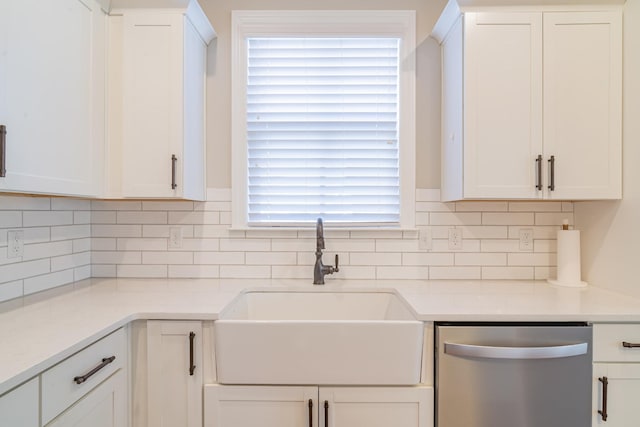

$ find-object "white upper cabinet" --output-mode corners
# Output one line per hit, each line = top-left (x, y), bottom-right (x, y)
(107, 0), (215, 200)
(433, 0), (622, 201)
(0, 0), (106, 197)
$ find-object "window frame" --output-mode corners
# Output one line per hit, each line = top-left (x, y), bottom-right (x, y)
(231, 10), (416, 229)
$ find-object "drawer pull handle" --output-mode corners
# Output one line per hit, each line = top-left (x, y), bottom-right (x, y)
(189, 331), (196, 376)
(598, 376), (608, 421)
(622, 341), (640, 348)
(308, 399), (313, 427)
(73, 356), (116, 385)
(0, 125), (6, 177)
(548, 155), (555, 191)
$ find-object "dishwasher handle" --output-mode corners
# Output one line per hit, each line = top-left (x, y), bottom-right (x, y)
(444, 342), (588, 360)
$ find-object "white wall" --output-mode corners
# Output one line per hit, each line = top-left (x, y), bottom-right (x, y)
(576, 0), (640, 297)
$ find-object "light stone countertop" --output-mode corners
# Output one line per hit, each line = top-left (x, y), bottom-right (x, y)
(1, 277), (640, 396)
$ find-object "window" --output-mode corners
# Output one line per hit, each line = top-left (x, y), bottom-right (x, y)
(232, 11), (416, 228)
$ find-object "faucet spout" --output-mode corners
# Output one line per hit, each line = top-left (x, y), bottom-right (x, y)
(316, 217), (325, 250)
(313, 217), (339, 285)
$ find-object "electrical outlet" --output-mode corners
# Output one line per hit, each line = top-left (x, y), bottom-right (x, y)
(418, 227), (432, 251)
(168, 227), (183, 249)
(519, 228), (534, 251)
(7, 230), (24, 258)
(448, 228), (462, 250)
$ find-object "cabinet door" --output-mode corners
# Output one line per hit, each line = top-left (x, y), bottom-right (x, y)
(543, 11), (622, 200)
(147, 321), (203, 427)
(463, 12), (543, 199)
(593, 364), (640, 426)
(319, 386), (433, 427)
(0, 378), (39, 427)
(0, 0), (105, 197)
(46, 370), (127, 427)
(204, 385), (318, 427)
(121, 13), (184, 198)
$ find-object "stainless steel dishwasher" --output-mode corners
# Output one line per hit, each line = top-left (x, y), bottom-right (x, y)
(436, 323), (592, 427)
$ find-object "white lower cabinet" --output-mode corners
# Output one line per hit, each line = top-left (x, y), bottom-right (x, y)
(593, 364), (640, 426)
(0, 377), (39, 427)
(593, 324), (640, 426)
(204, 385), (433, 427)
(46, 370), (127, 427)
(146, 321), (203, 427)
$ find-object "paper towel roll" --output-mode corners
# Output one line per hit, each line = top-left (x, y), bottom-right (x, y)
(548, 229), (588, 287)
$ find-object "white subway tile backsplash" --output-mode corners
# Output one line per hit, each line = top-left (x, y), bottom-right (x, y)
(92, 251), (142, 265)
(169, 265), (219, 278)
(482, 212), (533, 226)
(430, 212), (482, 226)
(508, 201), (562, 212)
(0, 211), (22, 228)
(73, 238), (91, 253)
(245, 252), (297, 265)
(22, 241), (73, 261)
(91, 211), (116, 224)
(508, 253), (555, 266)
(0, 196), (49, 210)
(116, 238), (167, 251)
(376, 266), (428, 280)
(117, 211), (167, 225)
(74, 211), (91, 225)
(143, 201), (194, 211)
(535, 212), (574, 226)
(456, 201), (508, 212)
(430, 266), (481, 280)
(0, 191), (571, 301)
(168, 211), (219, 225)
(482, 267), (534, 280)
(92, 200), (142, 211)
(24, 269), (75, 295)
(24, 211), (73, 227)
(402, 253), (454, 266)
(117, 264), (168, 278)
(142, 252), (193, 264)
(455, 253), (507, 266)
(220, 265), (270, 279)
(194, 251), (244, 265)
(52, 198), (91, 211)
(143, 251), (193, 265)
(0, 280), (23, 303)
(51, 225), (90, 241)
(350, 252), (402, 266)
(0, 259), (50, 283)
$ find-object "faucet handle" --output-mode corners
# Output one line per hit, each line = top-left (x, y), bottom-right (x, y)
(334, 254), (339, 272)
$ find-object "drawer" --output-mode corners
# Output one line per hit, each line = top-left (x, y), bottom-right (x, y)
(0, 377), (39, 427)
(593, 324), (640, 362)
(42, 327), (127, 425)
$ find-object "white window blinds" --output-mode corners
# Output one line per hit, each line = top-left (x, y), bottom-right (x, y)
(246, 37), (400, 226)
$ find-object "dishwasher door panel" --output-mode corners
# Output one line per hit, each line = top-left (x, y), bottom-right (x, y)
(436, 325), (592, 427)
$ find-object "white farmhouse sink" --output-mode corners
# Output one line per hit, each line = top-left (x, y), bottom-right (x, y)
(214, 290), (424, 385)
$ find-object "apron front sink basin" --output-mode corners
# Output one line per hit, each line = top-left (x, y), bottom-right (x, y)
(214, 290), (424, 385)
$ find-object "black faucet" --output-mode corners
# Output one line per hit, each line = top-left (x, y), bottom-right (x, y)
(313, 218), (339, 285)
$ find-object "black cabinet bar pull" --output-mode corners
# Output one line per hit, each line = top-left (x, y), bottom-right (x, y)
(171, 154), (177, 190)
(598, 376), (609, 421)
(0, 125), (6, 178)
(73, 356), (116, 385)
(548, 155), (555, 191)
(324, 400), (329, 427)
(308, 399), (313, 427)
(535, 155), (542, 191)
(189, 331), (196, 375)
(623, 341), (640, 348)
